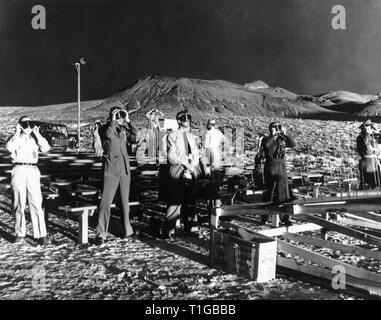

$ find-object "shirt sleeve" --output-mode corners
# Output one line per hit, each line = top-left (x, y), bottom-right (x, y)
(167, 132), (180, 165)
(254, 136), (266, 167)
(5, 133), (20, 155)
(189, 136), (200, 168)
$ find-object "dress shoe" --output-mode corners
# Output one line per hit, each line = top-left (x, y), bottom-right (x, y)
(283, 220), (293, 227)
(94, 237), (105, 245)
(14, 236), (25, 244)
(161, 232), (175, 241)
(39, 237), (50, 246)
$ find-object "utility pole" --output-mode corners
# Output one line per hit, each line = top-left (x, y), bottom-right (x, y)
(74, 57), (86, 149)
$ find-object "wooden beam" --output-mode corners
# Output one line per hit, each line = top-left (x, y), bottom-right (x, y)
(257, 223), (322, 237)
(271, 214), (280, 228)
(343, 211), (381, 224)
(293, 197), (381, 215)
(220, 221), (322, 238)
(300, 215), (381, 247)
(78, 209), (89, 244)
(338, 218), (381, 231)
(282, 232), (381, 260)
(278, 240), (381, 285)
(218, 202), (292, 217)
(321, 212), (329, 240)
(277, 256), (381, 296)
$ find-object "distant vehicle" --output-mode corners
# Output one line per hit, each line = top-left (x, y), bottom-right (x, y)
(34, 121), (76, 151)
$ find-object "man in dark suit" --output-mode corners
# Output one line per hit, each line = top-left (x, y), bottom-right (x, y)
(357, 119), (381, 189)
(254, 122), (296, 226)
(94, 106), (137, 244)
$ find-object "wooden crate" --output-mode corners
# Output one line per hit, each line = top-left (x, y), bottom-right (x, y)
(210, 230), (277, 283)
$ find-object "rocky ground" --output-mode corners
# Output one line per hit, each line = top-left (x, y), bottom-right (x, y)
(0, 194), (363, 300)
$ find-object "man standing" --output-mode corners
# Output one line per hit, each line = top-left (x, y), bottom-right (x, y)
(203, 119), (229, 182)
(94, 107), (136, 244)
(254, 122), (296, 226)
(162, 110), (200, 239)
(357, 119), (381, 189)
(91, 120), (104, 158)
(6, 116), (51, 245)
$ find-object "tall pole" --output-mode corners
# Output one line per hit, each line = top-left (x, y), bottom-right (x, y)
(76, 62), (81, 149)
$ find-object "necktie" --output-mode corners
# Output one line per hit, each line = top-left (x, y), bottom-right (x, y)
(183, 131), (192, 158)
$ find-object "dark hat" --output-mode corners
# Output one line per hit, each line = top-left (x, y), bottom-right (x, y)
(269, 122), (281, 129)
(109, 106), (123, 115)
(359, 119), (373, 129)
(176, 109), (191, 121)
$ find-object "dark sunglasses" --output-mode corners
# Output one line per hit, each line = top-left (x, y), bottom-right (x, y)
(273, 125), (282, 131)
(115, 111), (127, 120)
(179, 114), (192, 122)
(20, 120), (35, 129)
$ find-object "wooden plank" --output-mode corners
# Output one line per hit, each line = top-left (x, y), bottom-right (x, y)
(277, 256), (381, 296)
(58, 202), (140, 214)
(79, 209), (89, 244)
(278, 240), (381, 285)
(219, 221), (321, 239)
(321, 212), (329, 240)
(293, 198), (381, 215)
(344, 211), (381, 224)
(300, 215), (381, 247)
(218, 202), (293, 217)
(282, 232), (381, 260)
(271, 214), (280, 228)
(257, 223), (322, 237)
(338, 218), (381, 231)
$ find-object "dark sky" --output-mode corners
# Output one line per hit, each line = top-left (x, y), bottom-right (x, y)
(1, 0), (381, 105)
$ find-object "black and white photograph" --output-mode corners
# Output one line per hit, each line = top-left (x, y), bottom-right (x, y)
(1, 0), (381, 306)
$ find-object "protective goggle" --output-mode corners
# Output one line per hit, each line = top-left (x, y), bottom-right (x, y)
(272, 125), (282, 131)
(19, 120), (35, 129)
(115, 110), (127, 120)
(178, 114), (192, 122)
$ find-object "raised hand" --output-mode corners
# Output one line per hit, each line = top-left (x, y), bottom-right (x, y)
(112, 109), (119, 121)
(33, 125), (40, 135)
(16, 123), (22, 134)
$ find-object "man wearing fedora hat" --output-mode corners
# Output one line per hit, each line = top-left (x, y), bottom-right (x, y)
(254, 121), (296, 226)
(162, 110), (200, 239)
(357, 119), (381, 189)
(6, 116), (51, 245)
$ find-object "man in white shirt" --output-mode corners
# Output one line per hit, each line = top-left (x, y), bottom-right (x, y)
(203, 119), (229, 181)
(6, 116), (51, 245)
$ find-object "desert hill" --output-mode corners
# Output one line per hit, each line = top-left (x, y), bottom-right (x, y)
(358, 97), (381, 117)
(91, 76), (333, 119)
(305, 90), (381, 117)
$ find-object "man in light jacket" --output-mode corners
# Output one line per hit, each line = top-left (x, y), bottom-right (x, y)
(162, 110), (200, 239)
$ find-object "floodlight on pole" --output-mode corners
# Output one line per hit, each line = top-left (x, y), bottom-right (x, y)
(74, 57), (86, 149)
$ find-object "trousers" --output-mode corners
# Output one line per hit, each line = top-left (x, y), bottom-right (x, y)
(11, 165), (47, 238)
(261, 159), (290, 223)
(96, 174), (133, 239)
(164, 165), (198, 235)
